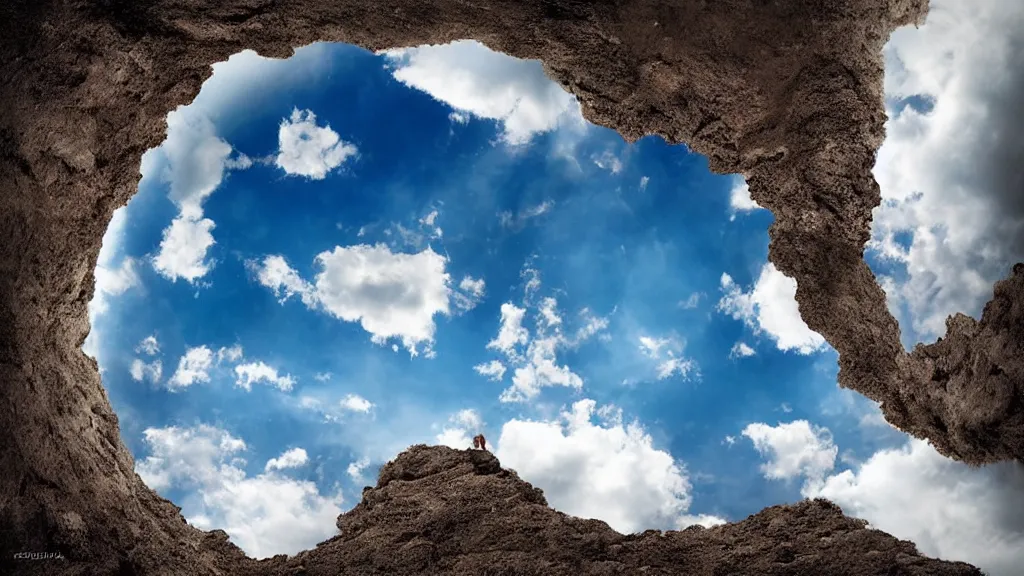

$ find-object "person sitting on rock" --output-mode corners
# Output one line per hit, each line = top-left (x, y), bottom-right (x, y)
(472, 433), (487, 451)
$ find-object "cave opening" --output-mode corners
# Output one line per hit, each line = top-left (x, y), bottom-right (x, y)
(2, 1), (1022, 574)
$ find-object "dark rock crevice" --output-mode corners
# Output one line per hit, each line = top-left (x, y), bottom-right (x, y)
(0, 0), (1020, 573)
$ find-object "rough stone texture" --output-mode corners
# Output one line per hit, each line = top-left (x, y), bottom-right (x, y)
(0, 0), (1020, 573)
(253, 446), (981, 576)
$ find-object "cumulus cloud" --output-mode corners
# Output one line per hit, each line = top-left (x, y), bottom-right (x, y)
(729, 341), (756, 359)
(136, 335), (160, 356)
(871, 0), (1024, 342)
(347, 457), (371, 482)
(275, 108), (358, 179)
(216, 344), (244, 364)
(129, 358), (163, 384)
(159, 108), (234, 218)
(146, 107), (251, 284)
(234, 361), (296, 392)
(339, 394), (374, 413)
(254, 254), (316, 306)
(474, 359), (507, 381)
(717, 263), (827, 354)
(477, 273), (608, 402)
(382, 40), (581, 145)
(746, 419), (1024, 576)
(486, 303), (530, 358)
(637, 335), (698, 381)
(815, 440), (1024, 576)
(264, 448), (309, 472)
(152, 214), (217, 282)
(453, 275), (486, 311)
(639, 176), (650, 191)
(251, 244), (456, 356)
(168, 345), (214, 390)
(727, 176), (762, 220)
(496, 399), (723, 533)
(86, 207), (140, 341)
(435, 409), (486, 449)
(135, 425), (342, 558)
(741, 420), (838, 490)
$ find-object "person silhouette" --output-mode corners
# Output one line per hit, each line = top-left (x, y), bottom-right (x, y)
(472, 433), (487, 451)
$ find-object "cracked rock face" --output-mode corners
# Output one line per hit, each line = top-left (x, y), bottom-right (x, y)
(0, 0), (1019, 573)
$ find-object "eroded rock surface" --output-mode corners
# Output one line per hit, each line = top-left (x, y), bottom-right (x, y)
(0, 0), (1019, 572)
(251, 446), (980, 576)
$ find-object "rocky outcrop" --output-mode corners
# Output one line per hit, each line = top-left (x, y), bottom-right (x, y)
(0, 0), (1019, 572)
(250, 445), (980, 576)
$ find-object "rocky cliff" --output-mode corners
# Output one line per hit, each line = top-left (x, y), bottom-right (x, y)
(254, 445), (982, 576)
(0, 0), (1020, 573)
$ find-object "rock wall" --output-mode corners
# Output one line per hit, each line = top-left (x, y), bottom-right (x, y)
(0, 0), (1019, 573)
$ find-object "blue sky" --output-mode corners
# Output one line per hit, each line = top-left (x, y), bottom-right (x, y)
(86, 9), (1024, 574)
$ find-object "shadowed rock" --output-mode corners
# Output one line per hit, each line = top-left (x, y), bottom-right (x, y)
(0, 0), (1019, 573)
(261, 446), (982, 575)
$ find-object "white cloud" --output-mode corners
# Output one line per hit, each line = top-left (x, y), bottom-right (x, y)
(451, 409), (483, 430)
(158, 108), (234, 218)
(275, 108), (358, 180)
(747, 418), (1024, 576)
(486, 303), (529, 358)
(448, 111), (470, 124)
(637, 335), (697, 381)
(340, 394), (373, 413)
(436, 427), (474, 449)
(729, 341), (756, 358)
(135, 424), (342, 559)
(742, 421), (838, 490)
(136, 335), (160, 356)
(253, 254), (316, 306)
(479, 275), (608, 402)
(813, 440), (1024, 576)
(87, 207), (140, 330)
(473, 359), (507, 381)
(313, 372), (332, 382)
(496, 399), (723, 533)
(264, 448), (309, 472)
(639, 176), (650, 191)
(252, 244), (453, 356)
(168, 346), (214, 390)
(382, 40), (581, 145)
(146, 105), (252, 285)
(151, 214), (216, 283)
(91, 257), (140, 315)
(453, 275), (486, 311)
(420, 210), (439, 227)
(347, 457), (371, 481)
(727, 176), (761, 219)
(234, 361), (296, 392)
(216, 344), (243, 364)
(435, 409), (487, 449)
(129, 358), (162, 384)
(871, 0), (1024, 342)
(717, 264), (827, 354)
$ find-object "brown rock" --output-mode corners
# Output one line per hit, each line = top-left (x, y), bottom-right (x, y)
(253, 446), (981, 576)
(0, 0), (1017, 573)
